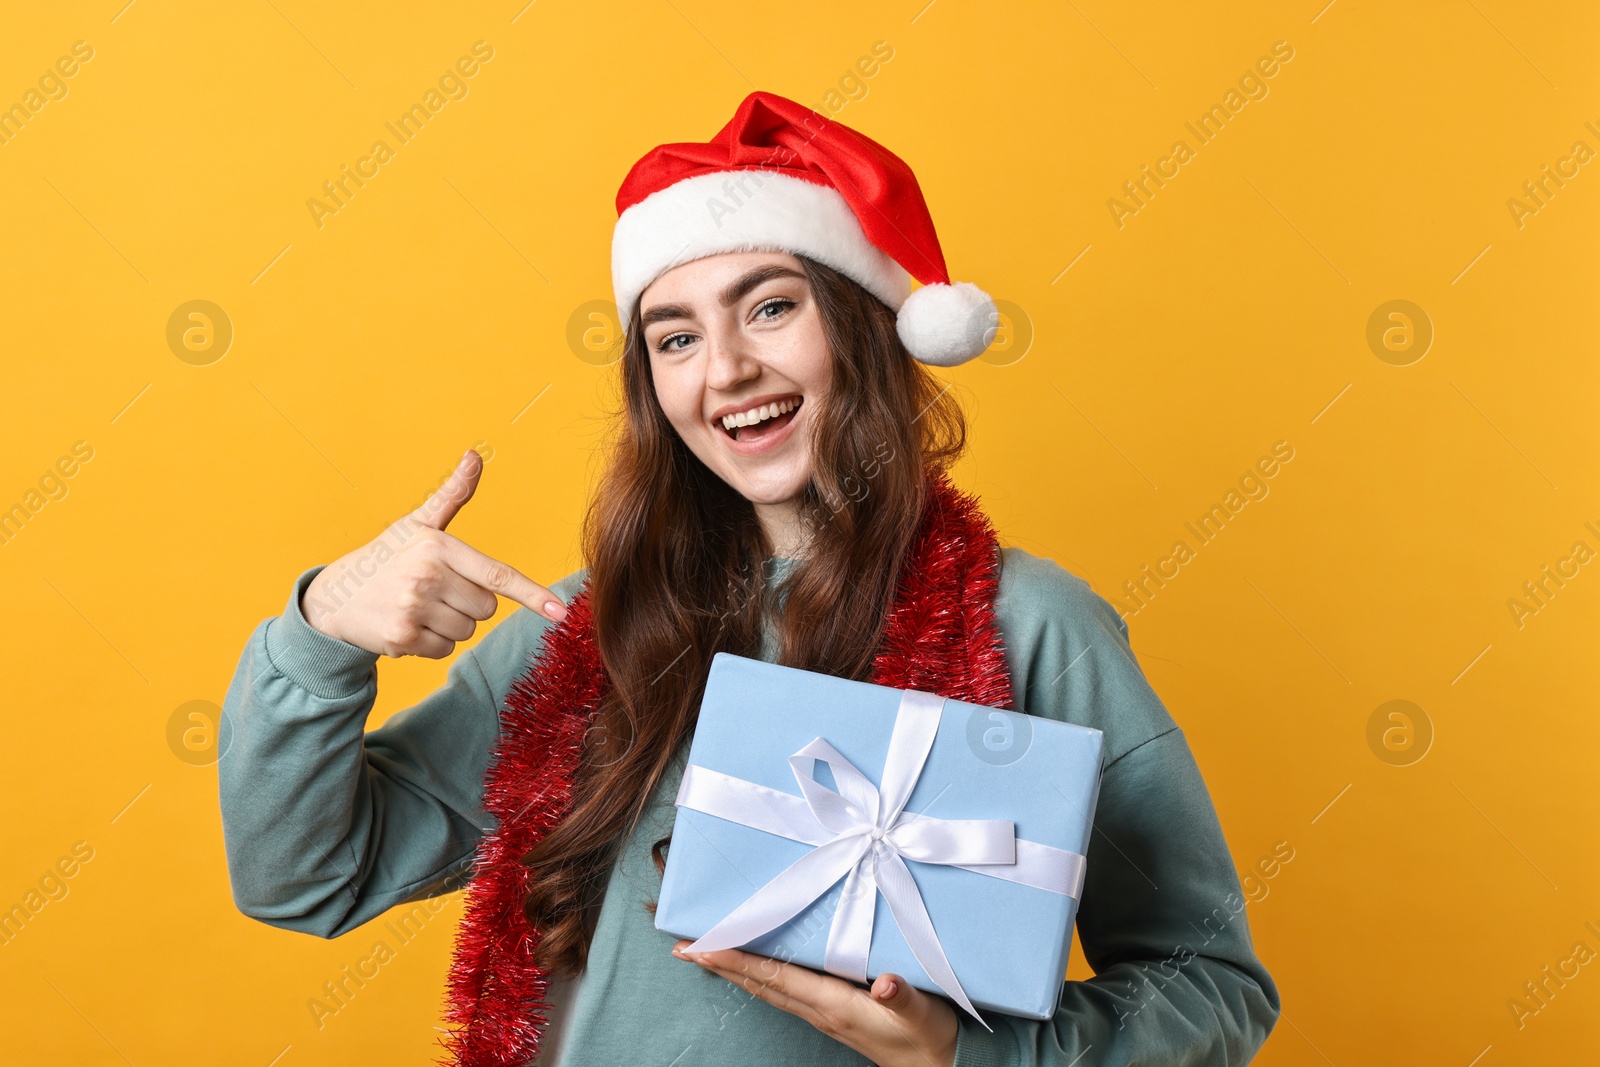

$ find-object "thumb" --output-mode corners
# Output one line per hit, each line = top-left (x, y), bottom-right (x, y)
(413, 449), (482, 531)
(869, 973), (915, 1011)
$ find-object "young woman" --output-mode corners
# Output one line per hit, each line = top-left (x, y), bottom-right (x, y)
(219, 92), (1280, 1066)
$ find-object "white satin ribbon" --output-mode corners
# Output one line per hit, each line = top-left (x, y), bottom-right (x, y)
(675, 688), (1088, 1029)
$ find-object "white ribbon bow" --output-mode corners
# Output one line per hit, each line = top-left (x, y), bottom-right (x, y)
(675, 688), (1088, 1029)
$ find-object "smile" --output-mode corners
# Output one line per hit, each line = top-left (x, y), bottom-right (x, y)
(720, 395), (800, 434)
(712, 394), (804, 455)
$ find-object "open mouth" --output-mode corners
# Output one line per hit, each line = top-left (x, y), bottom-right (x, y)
(720, 395), (803, 444)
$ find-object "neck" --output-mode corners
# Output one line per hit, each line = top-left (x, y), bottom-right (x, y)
(753, 497), (809, 559)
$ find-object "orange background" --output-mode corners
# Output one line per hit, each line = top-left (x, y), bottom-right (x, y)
(1, 1), (1596, 1063)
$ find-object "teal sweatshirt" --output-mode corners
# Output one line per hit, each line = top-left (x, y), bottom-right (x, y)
(218, 548), (1279, 1065)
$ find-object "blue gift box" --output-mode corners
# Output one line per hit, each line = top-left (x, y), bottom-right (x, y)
(654, 651), (1104, 1023)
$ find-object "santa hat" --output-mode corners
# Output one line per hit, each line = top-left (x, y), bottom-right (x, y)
(611, 91), (997, 367)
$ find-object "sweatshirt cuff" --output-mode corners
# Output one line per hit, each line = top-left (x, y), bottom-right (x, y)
(264, 564), (380, 699)
(952, 1014), (1015, 1067)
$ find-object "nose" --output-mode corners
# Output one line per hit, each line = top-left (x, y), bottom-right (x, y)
(703, 322), (761, 393)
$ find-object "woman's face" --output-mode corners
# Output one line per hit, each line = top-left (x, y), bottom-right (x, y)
(641, 250), (831, 510)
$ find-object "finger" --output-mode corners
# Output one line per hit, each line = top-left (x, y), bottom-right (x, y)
(399, 625), (456, 660)
(865, 972), (959, 1058)
(678, 946), (839, 1027)
(870, 972), (912, 1010)
(417, 599), (478, 644)
(693, 946), (836, 1002)
(439, 535), (568, 621)
(412, 449), (483, 531)
(696, 958), (816, 1022)
(429, 559), (502, 621)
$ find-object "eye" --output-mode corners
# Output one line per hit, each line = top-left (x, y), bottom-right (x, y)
(653, 331), (694, 354)
(753, 297), (795, 321)
(652, 298), (795, 353)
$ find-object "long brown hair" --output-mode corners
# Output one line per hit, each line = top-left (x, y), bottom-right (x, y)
(521, 253), (968, 978)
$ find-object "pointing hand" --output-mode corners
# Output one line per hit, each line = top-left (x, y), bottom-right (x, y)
(301, 449), (568, 658)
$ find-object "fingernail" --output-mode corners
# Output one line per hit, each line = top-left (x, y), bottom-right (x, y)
(544, 600), (567, 620)
(878, 979), (897, 999)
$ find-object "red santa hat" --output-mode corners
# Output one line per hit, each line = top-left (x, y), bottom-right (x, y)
(611, 91), (997, 367)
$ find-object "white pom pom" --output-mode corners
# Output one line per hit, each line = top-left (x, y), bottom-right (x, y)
(894, 281), (998, 367)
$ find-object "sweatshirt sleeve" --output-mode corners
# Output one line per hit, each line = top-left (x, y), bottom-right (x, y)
(951, 549), (1281, 1065)
(217, 561), (585, 939)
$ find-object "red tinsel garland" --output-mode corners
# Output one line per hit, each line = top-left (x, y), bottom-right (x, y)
(438, 468), (1015, 1066)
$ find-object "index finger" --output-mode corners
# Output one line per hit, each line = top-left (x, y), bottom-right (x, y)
(439, 535), (567, 621)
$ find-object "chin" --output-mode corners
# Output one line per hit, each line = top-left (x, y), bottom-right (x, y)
(720, 464), (810, 505)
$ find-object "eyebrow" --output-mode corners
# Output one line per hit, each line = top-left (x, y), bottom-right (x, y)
(639, 264), (806, 328)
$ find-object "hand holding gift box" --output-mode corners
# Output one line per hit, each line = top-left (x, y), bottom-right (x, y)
(655, 652), (1105, 1027)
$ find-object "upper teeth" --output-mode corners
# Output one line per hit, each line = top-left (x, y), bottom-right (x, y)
(721, 397), (799, 431)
